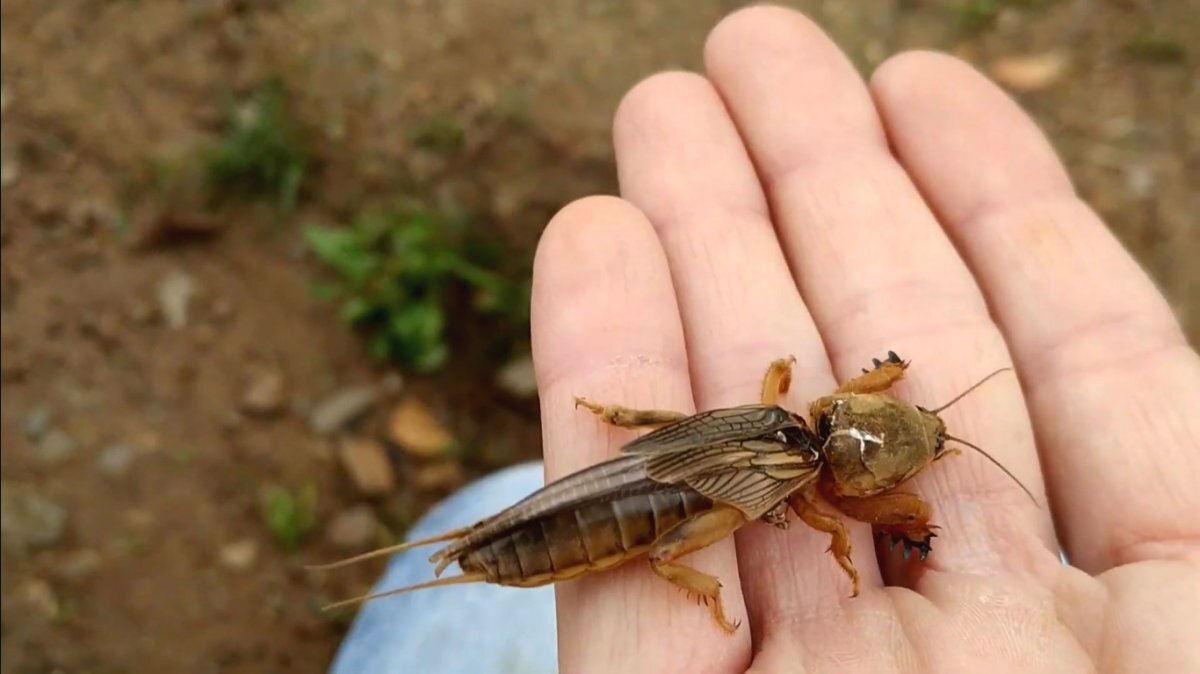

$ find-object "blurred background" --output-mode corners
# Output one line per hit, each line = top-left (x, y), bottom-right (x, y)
(1, 0), (1195, 671)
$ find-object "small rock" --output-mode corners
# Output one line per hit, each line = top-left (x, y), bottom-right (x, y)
(211, 297), (235, 322)
(18, 579), (59, 621)
(337, 438), (396, 496)
(95, 443), (135, 477)
(990, 51), (1069, 92)
(378, 372), (404, 395)
(308, 385), (378, 435)
(218, 539), (258, 571)
(386, 397), (454, 458)
(324, 505), (379, 550)
(1, 484), (69, 550)
(193, 323), (218, 349)
(411, 460), (465, 492)
(495, 354), (537, 398)
(78, 311), (122, 347)
(241, 367), (286, 417)
(1124, 163), (1156, 199)
(127, 300), (156, 325)
(36, 429), (78, 465)
(157, 269), (196, 329)
(22, 406), (53, 439)
(58, 549), (102, 582)
(0, 158), (19, 189)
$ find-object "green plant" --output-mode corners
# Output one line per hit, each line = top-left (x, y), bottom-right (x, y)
(951, 0), (1054, 32)
(1122, 32), (1186, 63)
(305, 210), (529, 373)
(207, 81), (308, 210)
(260, 483), (317, 552)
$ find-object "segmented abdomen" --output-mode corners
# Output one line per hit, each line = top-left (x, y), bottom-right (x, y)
(459, 485), (713, 586)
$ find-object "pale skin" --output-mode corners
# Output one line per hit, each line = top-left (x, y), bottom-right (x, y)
(530, 6), (1200, 674)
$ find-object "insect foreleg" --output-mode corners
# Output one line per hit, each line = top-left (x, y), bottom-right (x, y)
(760, 356), (797, 406)
(789, 487), (861, 596)
(835, 350), (909, 395)
(573, 397), (688, 429)
(647, 506), (747, 633)
(821, 487), (939, 561)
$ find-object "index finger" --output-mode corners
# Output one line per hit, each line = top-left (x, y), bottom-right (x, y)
(532, 196), (750, 673)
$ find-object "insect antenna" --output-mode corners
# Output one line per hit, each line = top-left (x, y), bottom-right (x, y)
(321, 572), (487, 611)
(929, 367), (1013, 414)
(305, 525), (471, 571)
(944, 433), (1039, 506)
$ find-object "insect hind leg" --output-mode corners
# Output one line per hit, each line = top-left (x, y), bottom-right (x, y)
(573, 398), (688, 429)
(647, 506), (747, 633)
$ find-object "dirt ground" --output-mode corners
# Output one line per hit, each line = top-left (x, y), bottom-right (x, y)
(1, 1), (1195, 672)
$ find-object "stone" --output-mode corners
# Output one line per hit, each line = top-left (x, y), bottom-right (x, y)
(22, 406), (53, 439)
(35, 429), (78, 465)
(241, 367), (286, 417)
(386, 397), (454, 458)
(495, 354), (537, 398)
(1, 484), (68, 550)
(157, 269), (196, 329)
(96, 443), (135, 477)
(218, 539), (258, 571)
(324, 505), (379, 550)
(58, 548), (102, 582)
(308, 385), (378, 435)
(990, 51), (1069, 92)
(337, 438), (396, 496)
(411, 460), (466, 492)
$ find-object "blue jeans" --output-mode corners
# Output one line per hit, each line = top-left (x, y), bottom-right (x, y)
(329, 462), (558, 674)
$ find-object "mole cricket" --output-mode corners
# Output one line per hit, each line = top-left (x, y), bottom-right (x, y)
(310, 351), (1033, 633)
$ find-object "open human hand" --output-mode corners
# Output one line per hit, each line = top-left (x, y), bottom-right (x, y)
(528, 6), (1200, 673)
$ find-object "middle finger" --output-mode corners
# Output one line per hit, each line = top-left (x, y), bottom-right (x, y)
(704, 8), (1057, 587)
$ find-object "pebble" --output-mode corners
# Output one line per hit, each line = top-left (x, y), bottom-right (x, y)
(324, 505), (379, 550)
(19, 579), (59, 621)
(308, 385), (378, 435)
(411, 460), (465, 492)
(95, 443), (135, 477)
(386, 397), (454, 458)
(1, 484), (69, 550)
(241, 367), (286, 417)
(337, 438), (396, 496)
(58, 548), (102, 582)
(495, 354), (537, 398)
(157, 269), (196, 329)
(218, 539), (258, 571)
(22, 406), (53, 439)
(35, 429), (78, 465)
(990, 51), (1069, 92)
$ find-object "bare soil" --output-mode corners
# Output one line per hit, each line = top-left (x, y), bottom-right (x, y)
(2, 1), (1195, 672)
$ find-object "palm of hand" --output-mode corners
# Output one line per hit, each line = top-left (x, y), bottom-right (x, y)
(528, 8), (1200, 673)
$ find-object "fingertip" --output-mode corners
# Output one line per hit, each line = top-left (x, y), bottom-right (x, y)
(704, 4), (827, 70)
(869, 49), (1074, 225)
(613, 70), (714, 149)
(531, 195), (683, 393)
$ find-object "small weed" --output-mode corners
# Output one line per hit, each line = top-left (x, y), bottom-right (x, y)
(406, 117), (466, 153)
(950, 0), (1054, 32)
(260, 483), (317, 552)
(305, 209), (529, 373)
(207, 81), (308, 210)
(1122, 33), (1186, 64)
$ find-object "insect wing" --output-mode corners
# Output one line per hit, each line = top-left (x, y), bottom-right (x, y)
(431, 455), (651, 563)
(686, 466), (819, 519)
(621, 406), (798, 456)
